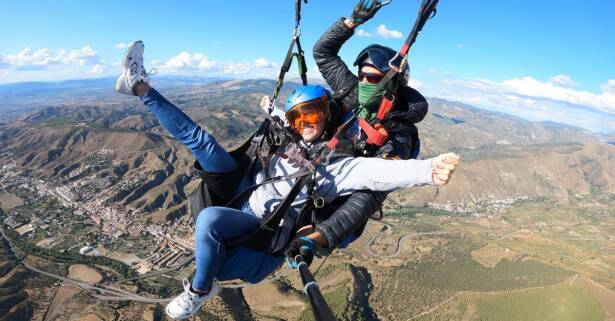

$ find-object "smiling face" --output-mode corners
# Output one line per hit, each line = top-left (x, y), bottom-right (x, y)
(286, 98), (330, 142)
(300, 120), (326, 142)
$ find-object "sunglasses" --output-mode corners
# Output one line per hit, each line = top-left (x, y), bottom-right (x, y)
(286, 98), (329, 133)
(358, 70), (385, 84)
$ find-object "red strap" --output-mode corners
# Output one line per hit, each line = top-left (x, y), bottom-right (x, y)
(376, 96), (395, 121)
(358, 118), (389, 146)
(326, 137), (339, 150)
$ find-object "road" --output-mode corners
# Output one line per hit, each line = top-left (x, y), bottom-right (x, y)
(1, 225), (172, 302)
(117, 254), (196, 282)
(365, 222), (448, 258)
(23, 261), (172, 303)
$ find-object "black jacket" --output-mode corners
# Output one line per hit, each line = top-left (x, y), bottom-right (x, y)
(312, 18), (429, 250)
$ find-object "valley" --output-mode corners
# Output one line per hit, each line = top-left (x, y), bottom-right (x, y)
(0, 78), (613, 320)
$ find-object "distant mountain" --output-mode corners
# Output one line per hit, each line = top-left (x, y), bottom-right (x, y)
(0, 79), (610, 220)
(418, 98), (599, 156)
(0, 76), (230, 95)
(390, 142), (615, 209)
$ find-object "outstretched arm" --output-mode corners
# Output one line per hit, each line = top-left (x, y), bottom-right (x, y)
(325, 153), (460, 196)
(306, 153), (460, 249)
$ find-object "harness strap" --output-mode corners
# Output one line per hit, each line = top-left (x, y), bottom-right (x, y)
(225, 175), (312, 250)
(269, 0), (309, 112)
(359, 0), (439, 146)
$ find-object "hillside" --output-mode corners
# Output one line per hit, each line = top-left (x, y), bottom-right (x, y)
(0, 79), (613, 321)
(0, 79), (606, 217)
(390, 142), (615, 210)
(0, 229), (33, 321)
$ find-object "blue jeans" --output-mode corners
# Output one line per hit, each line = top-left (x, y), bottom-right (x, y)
(141, 88), (284, 291)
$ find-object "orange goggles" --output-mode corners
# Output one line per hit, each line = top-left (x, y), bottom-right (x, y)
(286, 97), (330, 132)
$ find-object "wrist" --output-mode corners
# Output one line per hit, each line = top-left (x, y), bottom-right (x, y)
(304, 232), (327, 249)
(344, 18), (359, 30)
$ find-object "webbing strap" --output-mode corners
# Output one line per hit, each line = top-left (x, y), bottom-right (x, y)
(225, 175), (311, 250)
(371, 0), (439, 104)
(269, 0), (309, 113)
(359, 0), (439, 145)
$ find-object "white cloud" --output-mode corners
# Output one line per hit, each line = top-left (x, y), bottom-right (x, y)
(223, 62), (253, 75)
(255, 58), (276, 68)
(153, 52), (219, 72)
(1, 46), (100, 69)
(407, 78), (422, 89)
(548, 74), (575, 88)
(456, 43), (464, 49)
(500, 76), (615, 114)
(153, 51), (281, 76)
(90, 64), (107, 74)
(114, 43), (128, 49)
(376, 24), (403, 39)
(421, 75), (615, 133)
(601, 79), (615, 94)
(357, 29), (372, 37)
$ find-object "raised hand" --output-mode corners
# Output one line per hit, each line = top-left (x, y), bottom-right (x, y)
(351, 0), (391, 25)
(431, 153), (461, 186)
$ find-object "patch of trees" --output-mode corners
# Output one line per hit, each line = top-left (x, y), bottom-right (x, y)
(387, 206), (460, 217)
(1, 222), (136, 278)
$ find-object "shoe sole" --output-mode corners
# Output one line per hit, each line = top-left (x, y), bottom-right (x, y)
(122, 40), (144, 68)
(116, 40), (144, 95)
(165, 304), (192, 320)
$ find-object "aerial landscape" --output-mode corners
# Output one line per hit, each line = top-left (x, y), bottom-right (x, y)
(1, 1), (614, 321)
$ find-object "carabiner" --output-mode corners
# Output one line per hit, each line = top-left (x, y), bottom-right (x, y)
(313, 197), (325, 209)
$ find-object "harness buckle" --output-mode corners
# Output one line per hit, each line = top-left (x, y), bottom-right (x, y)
(388, 51), (406, 73)
(313, 197), (325, 209)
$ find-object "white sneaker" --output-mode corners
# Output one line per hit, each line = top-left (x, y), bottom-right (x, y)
(165, 278), (220, 320)
(115, 40), (150, 96)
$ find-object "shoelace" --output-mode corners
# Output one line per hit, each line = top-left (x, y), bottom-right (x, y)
(179, 278), (195, 310)
(137, 57), (158, 82)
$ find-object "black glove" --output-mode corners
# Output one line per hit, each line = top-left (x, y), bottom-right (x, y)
(351, 0), (389, 25)
(285, 236), (316, 269)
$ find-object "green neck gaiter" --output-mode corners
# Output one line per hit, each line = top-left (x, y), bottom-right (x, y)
(358, 82), (385, 120)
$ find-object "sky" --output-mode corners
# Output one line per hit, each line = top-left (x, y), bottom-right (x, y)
(1, 0), (614, 133)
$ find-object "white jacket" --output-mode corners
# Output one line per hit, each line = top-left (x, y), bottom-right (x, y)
(248, 147), (434, 219)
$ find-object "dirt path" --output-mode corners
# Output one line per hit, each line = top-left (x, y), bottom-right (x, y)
(365, 222), (448, 258)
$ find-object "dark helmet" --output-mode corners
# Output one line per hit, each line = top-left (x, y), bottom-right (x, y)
(353, 44), (397, 74)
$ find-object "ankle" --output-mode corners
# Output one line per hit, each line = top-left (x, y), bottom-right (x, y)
(190, 285), (210, 296)
(133, 82), (150, 96)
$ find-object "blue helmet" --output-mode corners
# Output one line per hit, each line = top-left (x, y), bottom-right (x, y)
(284, 85), (331, 113)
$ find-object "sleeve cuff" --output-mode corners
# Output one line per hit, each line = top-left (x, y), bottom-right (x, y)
(336, 17), (355, 35)
(416, 158), (435, 185)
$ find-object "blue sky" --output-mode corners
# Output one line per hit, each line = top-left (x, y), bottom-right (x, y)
(1, 0), (614, 133)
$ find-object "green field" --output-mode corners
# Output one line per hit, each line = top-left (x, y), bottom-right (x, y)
(413, 256), (573, 292)
(473, 284), (604, 321)
(370, 240), (576, 320)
